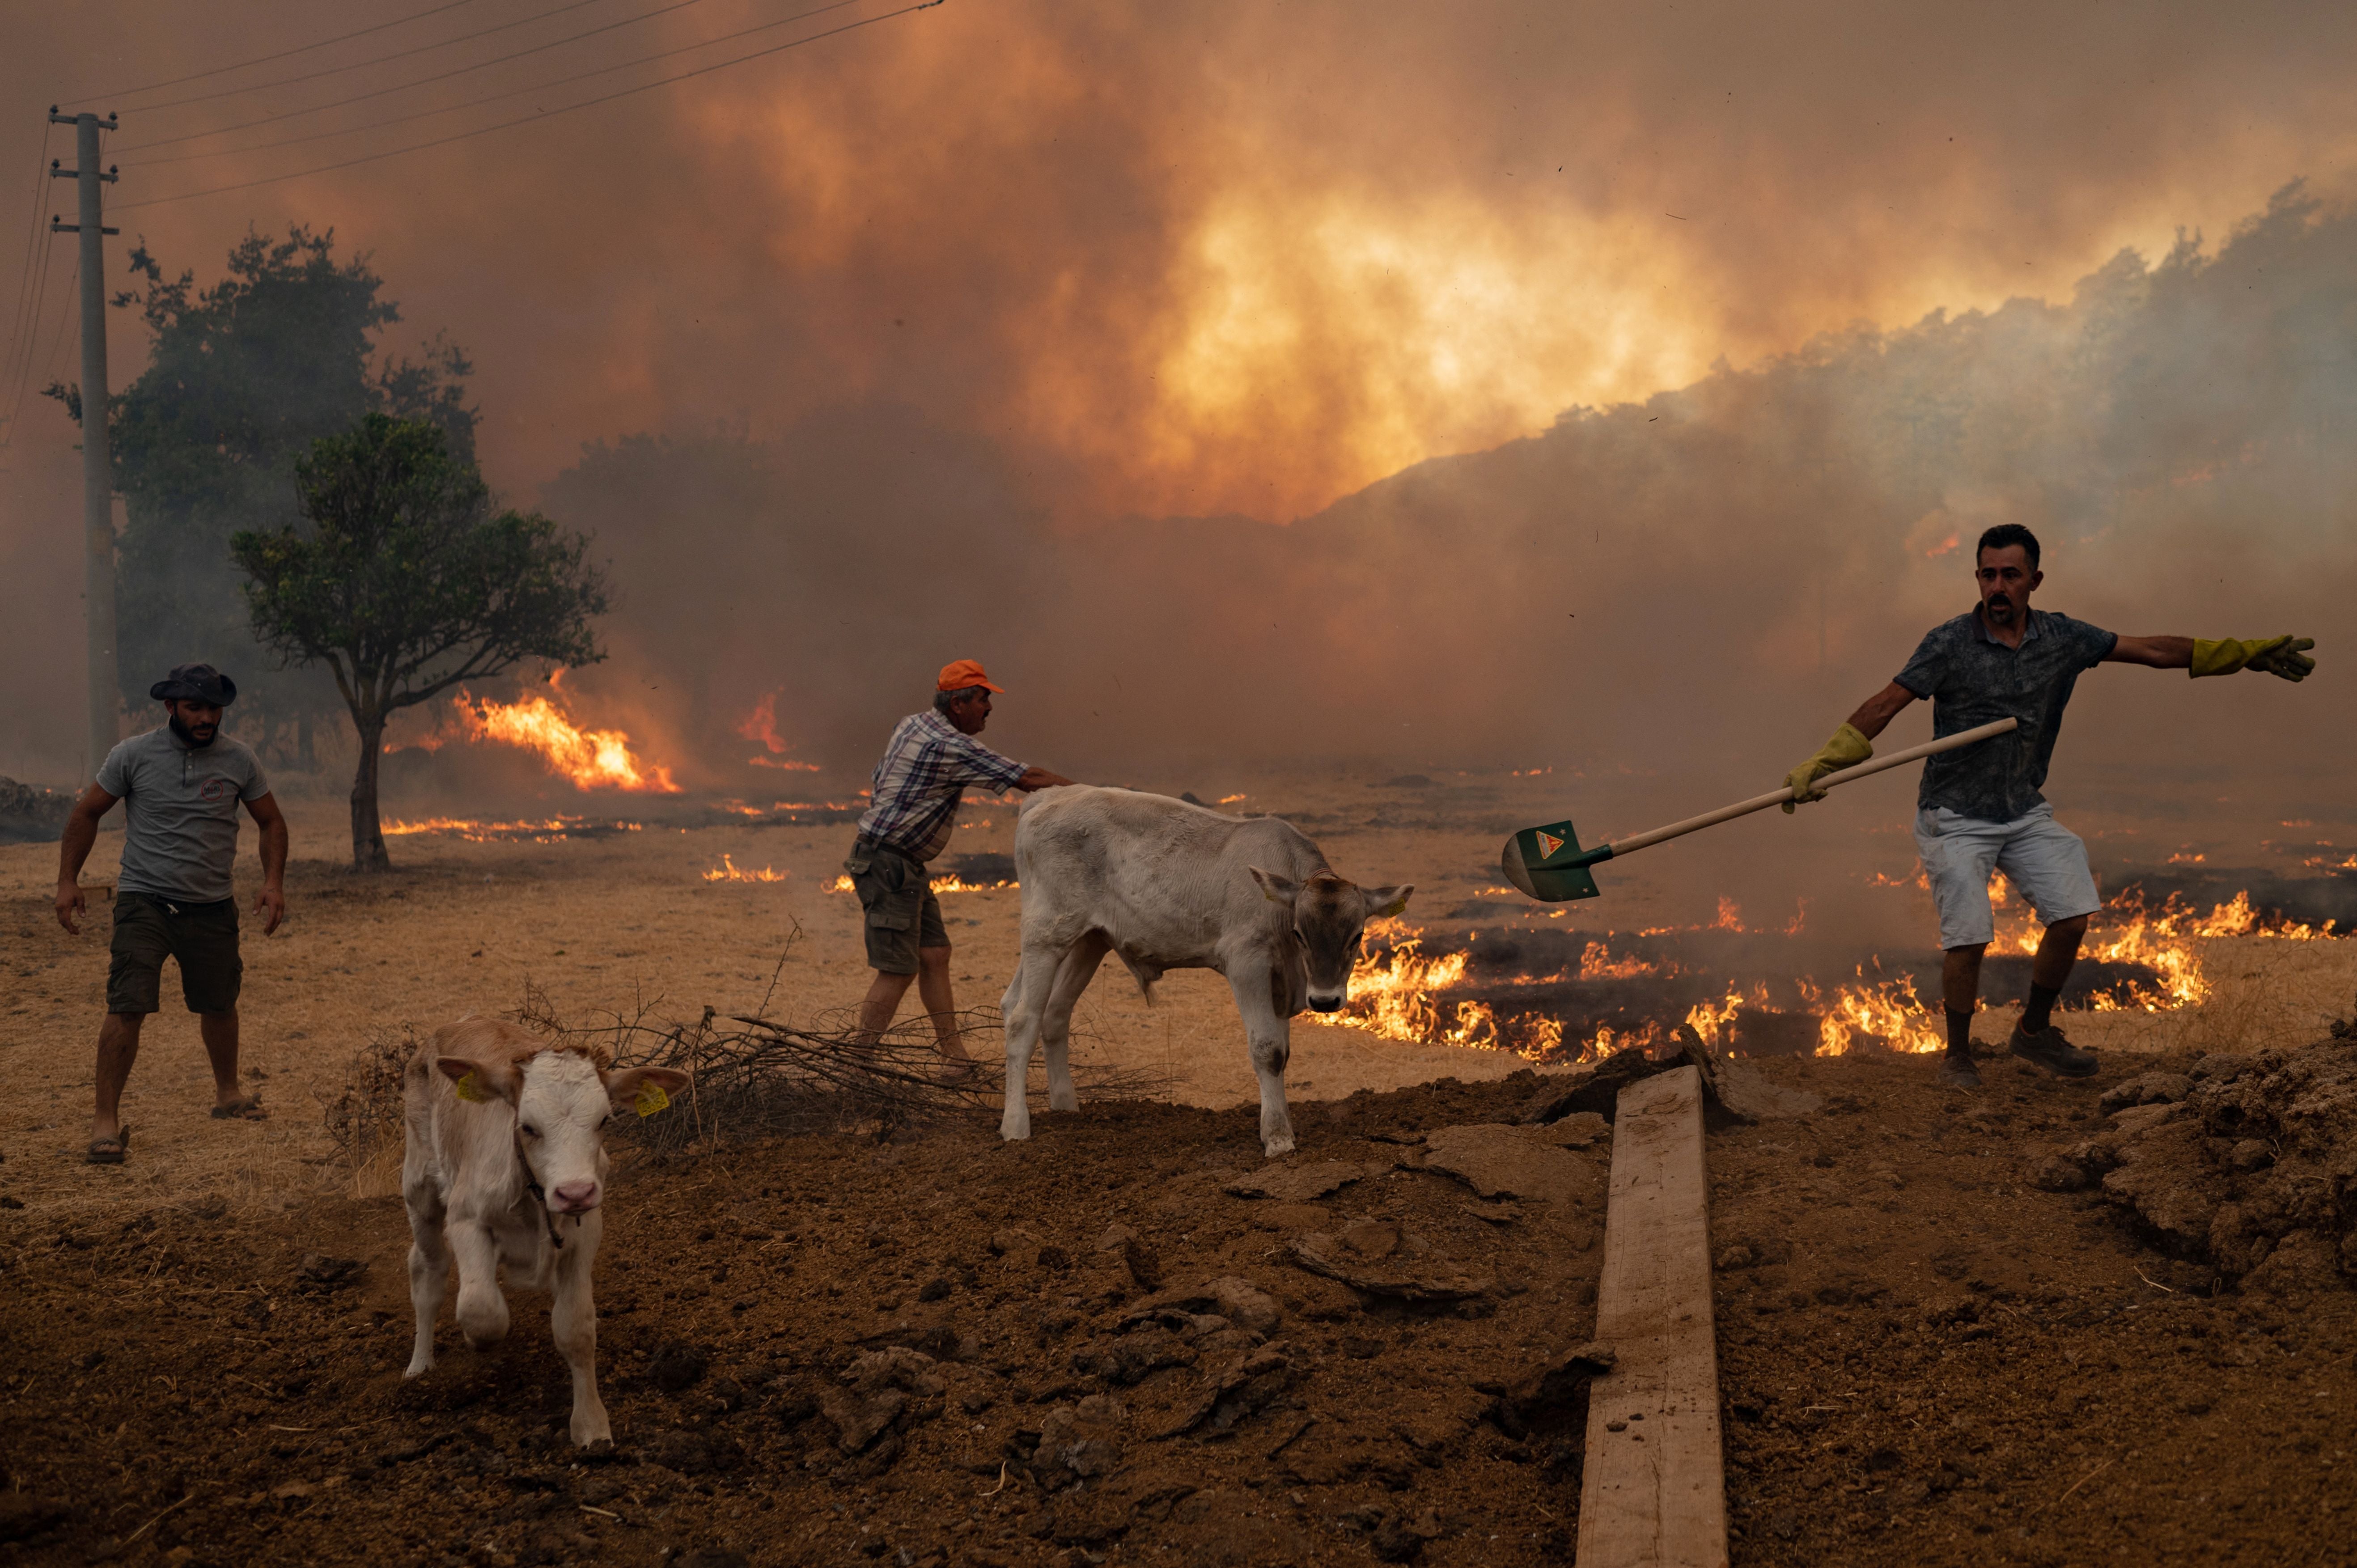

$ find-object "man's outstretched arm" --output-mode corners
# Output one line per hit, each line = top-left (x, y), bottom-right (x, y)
(2108, 634), (2314, 680)
(2105, 635), (2194, 669)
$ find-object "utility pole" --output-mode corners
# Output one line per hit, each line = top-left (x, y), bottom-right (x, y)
(49, 107), (120, 779)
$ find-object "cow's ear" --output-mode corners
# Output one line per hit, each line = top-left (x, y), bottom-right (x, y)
(436, 1055), (519, 1105)
(606, 1066), (691, 1119)
(1248, 866), (1300, 904)
(1361, 884), (1414, 920)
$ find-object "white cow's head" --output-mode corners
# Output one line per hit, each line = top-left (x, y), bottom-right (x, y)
(435, 1049), (691, 1215)
(1250, 868), (1414, 1013)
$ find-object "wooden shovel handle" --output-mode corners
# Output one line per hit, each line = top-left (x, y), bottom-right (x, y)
(1603, 717), (2020, 858)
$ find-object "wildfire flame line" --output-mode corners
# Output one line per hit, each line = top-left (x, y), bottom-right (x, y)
(704, 855), (785, 883)
(824, 873), (1013, 894)
(1335, 884), (2338, 1065)
(381, 816), (642, 843)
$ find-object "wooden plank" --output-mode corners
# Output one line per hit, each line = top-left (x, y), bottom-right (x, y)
(1576, 1065), (1728, 1568)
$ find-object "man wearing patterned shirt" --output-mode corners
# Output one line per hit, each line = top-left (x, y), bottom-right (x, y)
(848, 659), (1075, 1065)
(1782, 524), (2314, 1089)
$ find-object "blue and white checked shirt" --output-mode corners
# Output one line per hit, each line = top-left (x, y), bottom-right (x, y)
(855, 710), (1028, 861)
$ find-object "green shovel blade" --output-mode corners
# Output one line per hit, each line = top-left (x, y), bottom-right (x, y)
(1499, 820), (1606, 903)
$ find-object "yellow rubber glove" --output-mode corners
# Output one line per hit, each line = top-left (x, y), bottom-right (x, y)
(2191, 636), (2315, 682)
(1781, 722), (1874, 814)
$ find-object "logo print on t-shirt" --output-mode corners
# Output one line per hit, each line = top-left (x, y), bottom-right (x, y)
(199, 777), (233, 802)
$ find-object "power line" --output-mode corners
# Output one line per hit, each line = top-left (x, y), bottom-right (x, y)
(116, 0), (942, 212)
(0, 128), (60, 458)
(89, 0), (487, 103)
(37, 250), (80, 390)
(1, 235), (65, 462)
(123, 0), (864, 167)
(116, 0), (738, 154)
(4, 129), (55, 403)
(126, 0), (626, 116)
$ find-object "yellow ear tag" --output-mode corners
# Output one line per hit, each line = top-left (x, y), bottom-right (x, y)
(454, 1072), (487, 1103)
(634, 1082), (671, 1118)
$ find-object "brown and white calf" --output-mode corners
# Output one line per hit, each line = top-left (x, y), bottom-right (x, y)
(1001, 786), (1412, 1158)
(400, 1017), (689, 1445)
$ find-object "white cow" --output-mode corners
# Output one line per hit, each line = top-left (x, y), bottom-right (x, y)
(400, 1016), (689, 1446)
(1000, 786), (1411, 1158)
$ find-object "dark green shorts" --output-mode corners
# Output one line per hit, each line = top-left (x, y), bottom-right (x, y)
(844, 840), (948, 975)
(108, 892), (242, 1015)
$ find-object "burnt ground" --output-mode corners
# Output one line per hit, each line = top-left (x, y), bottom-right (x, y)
(8, 1053), (2357, 1568)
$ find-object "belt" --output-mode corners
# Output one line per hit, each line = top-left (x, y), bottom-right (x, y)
(127, 892), (234, 917)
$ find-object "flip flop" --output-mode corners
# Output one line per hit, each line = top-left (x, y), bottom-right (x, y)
(87, 1125), (130, 1165)
(210, 1096), (267, 1121)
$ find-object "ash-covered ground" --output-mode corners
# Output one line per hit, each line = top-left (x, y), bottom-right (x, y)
(12, 1043), (2357, 1567)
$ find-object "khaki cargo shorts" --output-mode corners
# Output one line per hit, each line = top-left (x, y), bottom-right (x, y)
(844, 839), (948, 975)
(1912, 803), (2102, 950)
(108, 892), (243, 1014)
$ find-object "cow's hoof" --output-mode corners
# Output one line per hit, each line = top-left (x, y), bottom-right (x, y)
(571, 1414), (614, 1448)
(1263, 1136), (1297, 1159)
(999, 1123), (1032, 1142)
(401, 1359), (432, 1380)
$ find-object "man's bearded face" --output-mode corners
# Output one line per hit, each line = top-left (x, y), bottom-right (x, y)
(167, 699), (222, 747)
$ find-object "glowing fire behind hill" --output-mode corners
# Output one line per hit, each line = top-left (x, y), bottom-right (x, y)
(453, 690), (680, 793)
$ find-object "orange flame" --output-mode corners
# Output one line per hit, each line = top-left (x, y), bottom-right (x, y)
(704, 855), (786, 883)
(824, 872), (1011, 893)
(455, 691), (680, 793)
(381, 815), (641, 843)
(738, 691), (822, 771)
(1580, 940), (1662, 981)
(1331, 878), (2340, 1067)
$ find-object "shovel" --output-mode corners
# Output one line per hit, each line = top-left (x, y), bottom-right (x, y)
(1498, 717), (2019, 902)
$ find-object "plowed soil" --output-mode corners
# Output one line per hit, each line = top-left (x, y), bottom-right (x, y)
(10, 1046), (2357, 1568)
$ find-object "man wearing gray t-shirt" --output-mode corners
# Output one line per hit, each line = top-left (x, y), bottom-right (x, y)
(1781, 525), (2314, 1090)
(55, 663), (289, 1164)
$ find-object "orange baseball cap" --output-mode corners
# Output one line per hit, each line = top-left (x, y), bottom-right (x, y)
(937, 658), (1005, 694)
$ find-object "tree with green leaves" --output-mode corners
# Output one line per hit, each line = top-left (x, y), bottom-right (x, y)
(47, 225), (473, 765)
(233, 415), (610, 871)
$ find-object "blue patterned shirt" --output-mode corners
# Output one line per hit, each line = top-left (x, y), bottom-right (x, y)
(855, 710), (1028, 861)
(1894, 606), (2117, 822)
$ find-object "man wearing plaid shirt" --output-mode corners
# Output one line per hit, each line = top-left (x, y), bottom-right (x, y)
(849, 659), (1075, 1064)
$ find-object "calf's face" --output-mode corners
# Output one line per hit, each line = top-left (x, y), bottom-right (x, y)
(1251, 868), (1413, 1011)
(435, 1051), (691, 1214)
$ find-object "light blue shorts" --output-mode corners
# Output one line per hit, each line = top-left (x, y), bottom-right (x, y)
(1911, 803), (2102, 950)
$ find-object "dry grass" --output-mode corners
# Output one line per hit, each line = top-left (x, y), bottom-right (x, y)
(1983, 934), (2357, 1059)
(4, 782), (2349, 1226)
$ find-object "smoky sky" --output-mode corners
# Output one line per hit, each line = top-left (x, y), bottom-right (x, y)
(4, 0), (2357, 791)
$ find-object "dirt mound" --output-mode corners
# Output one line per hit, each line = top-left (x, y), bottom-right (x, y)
(0, 775), (72, 844)
(21, 1043), (2357, 1567)
(2030, 1023), (2357, 1291)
